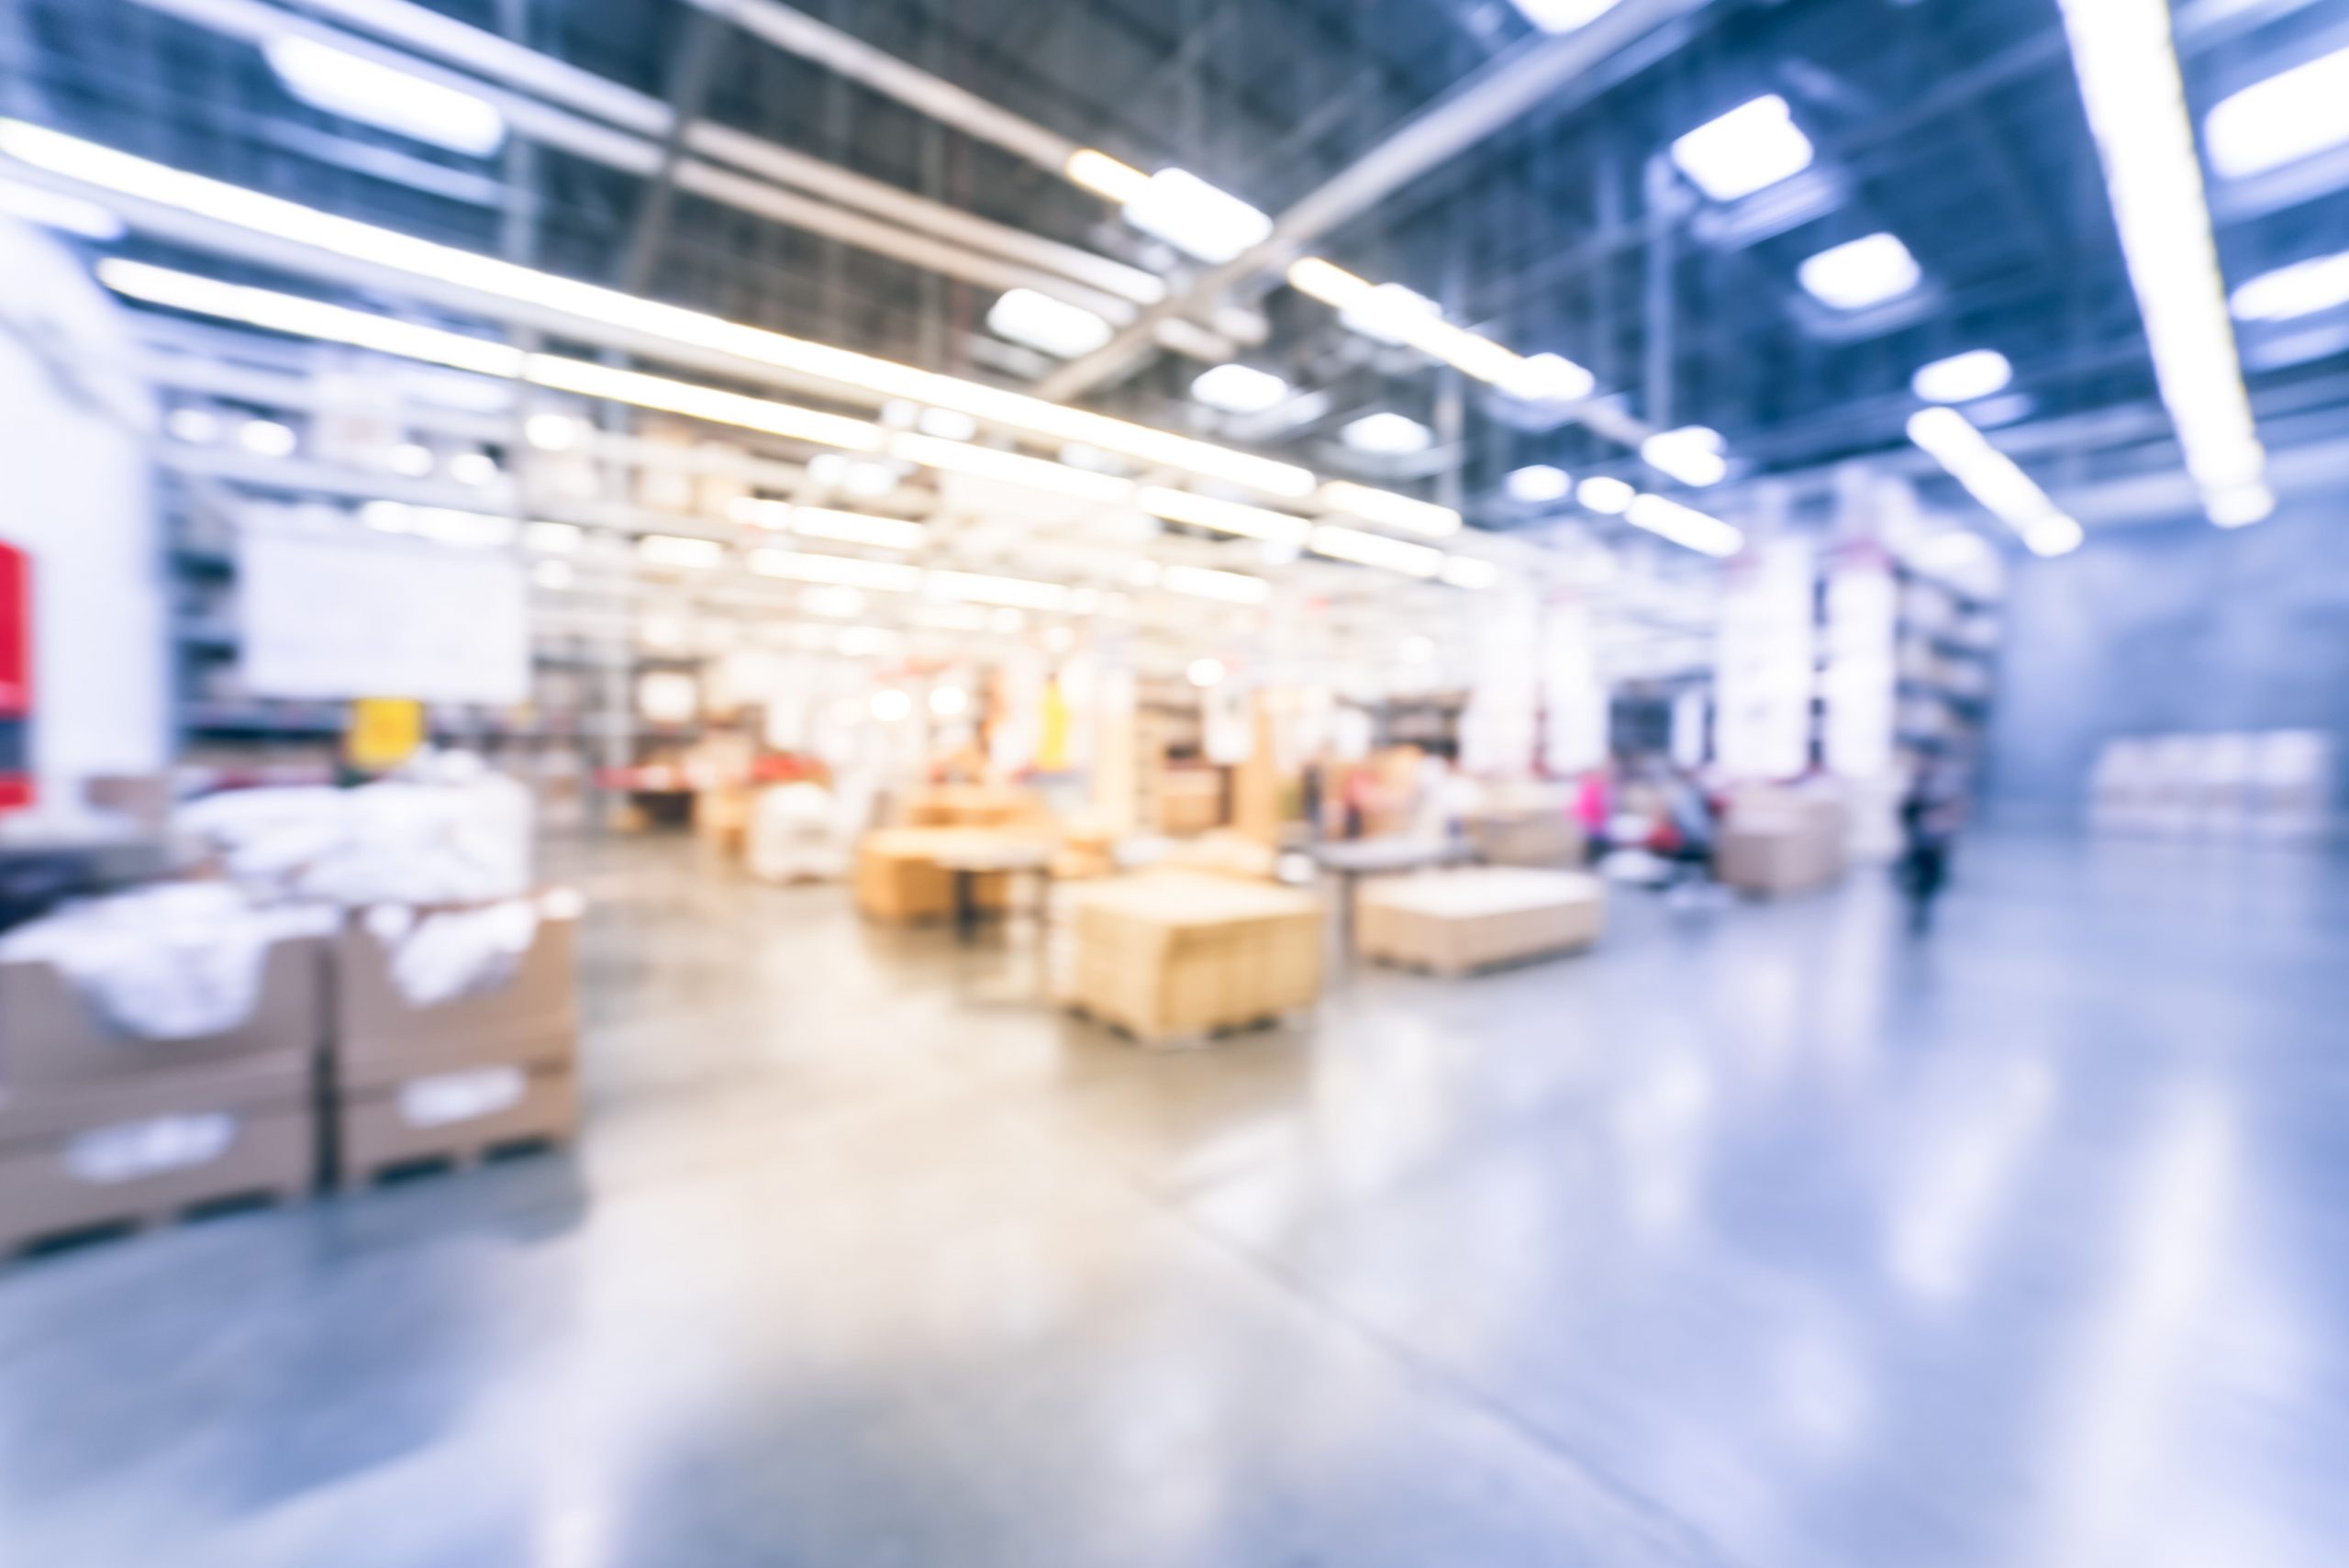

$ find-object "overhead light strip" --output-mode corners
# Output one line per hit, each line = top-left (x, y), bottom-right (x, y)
(2055, 0), (2270, 528)
(1907, 407), (2085, 555)
(0, 119), (1312, 499)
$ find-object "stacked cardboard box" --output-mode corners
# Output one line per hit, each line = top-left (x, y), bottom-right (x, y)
(854, 828), (1031, 922)
(1356, 868), (1605, 975)
(1716, 790), (1849, 895)
(333, 905), (580, 1184)
(1463, 809), (1586, 868)
(0, 939), (323, 1253)
(1071, 873), (1322, 1043)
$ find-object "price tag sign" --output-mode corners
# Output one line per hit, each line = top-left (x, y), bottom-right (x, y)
(347, 697), (425, 771)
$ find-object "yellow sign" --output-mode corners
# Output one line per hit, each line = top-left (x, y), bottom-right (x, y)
(347, 697), (425, 771)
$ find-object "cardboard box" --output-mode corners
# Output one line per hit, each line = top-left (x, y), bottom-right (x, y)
(853, 828), (1031, 922)
(1071, 873), (1323, 1042)
(1356, 868), (1605, 975)
(0, 1053), (315, 1253)
(1718, 790), (1849, 895)
(1157, 771), (1225, 836)
(0, 936), (328, 1089)
(338, 1063), (578, 1183)
(1146, 830), (1278, 883)
(334, 906), (578, 1077)
(1464, 810), (1586, 868)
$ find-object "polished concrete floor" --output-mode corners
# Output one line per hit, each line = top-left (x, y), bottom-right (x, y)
(3, 833), (2345, 1567)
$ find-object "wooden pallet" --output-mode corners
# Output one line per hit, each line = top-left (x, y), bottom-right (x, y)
(1067, 1002), (1311, 1051)
(347, 1132), (571, 1189)
(4, 1182), (306, 1262)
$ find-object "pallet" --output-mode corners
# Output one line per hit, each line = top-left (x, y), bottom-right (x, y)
(346, 1132), (571, 1189)
(4, 1182), (306, 1262)
(1067, 1002), (1311, 1051)
(1360, 944), (1594, 980)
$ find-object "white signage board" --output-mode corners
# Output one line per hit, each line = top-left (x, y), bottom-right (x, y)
(240, 523), (529, 705)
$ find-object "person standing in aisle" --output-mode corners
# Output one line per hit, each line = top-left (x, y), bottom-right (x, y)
(1898, 759), (1966, 934)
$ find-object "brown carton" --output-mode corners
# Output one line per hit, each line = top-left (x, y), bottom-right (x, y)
(0, 937), (328, 1090)
(1356, 868), (1605, 975)
(338, 1063), (578, 1183)
(0, 1053), (315, 1253)
(853, 828), (1029, 922)
(333, 906), (579, 1084)
(1070, 873), (1323, 1042)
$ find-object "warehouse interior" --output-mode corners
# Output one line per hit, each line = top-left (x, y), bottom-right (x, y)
(0, 0), (2344, 1562)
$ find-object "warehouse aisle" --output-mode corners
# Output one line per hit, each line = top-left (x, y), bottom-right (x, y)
(2, 838), (2344, 1568)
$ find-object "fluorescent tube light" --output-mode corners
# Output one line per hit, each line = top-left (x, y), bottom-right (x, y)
(2059, 0), (2267, 525)
(927, 570), (1070, 611)
(889, 432), (1135, 503)
(1317, 481), (1461, 539)
(1576, 475), (1635, 514)
(1508, 0), (1625, 33)
(1340, 283), (1442, 347)
(523, 412), (584, 450)
(1063, 148), (1151, 204)
(1906, 406), (2086, 554)
(2231, 250), (2349, 322)
(1121, 168), (1271, 264)
(747, 550), (923, 592)
(1911, 350), (2013, 404)
(1502, 351), (1596, 404)
(1798, 233), (1921, 311)
(1308, 524), (1443, 577)
(237, 417), (297, 456)
(1341, 412), (1433, 455)
(1191, 363), (1290, 414)
(985, 287), (1113, 358)
(264, 36), (506, 157)
(0, 177), (121, 239)
(787, 506), (927, 550)
(1286, 257), (1376, 310)
(1670, 95), (1813, 203)
(1640, 426), (1728, 487)
(2204, 45), (2349, 179)
(1162, 564), (1272, 606)
(1505, 464), (1572, 504)
(638, 533), (726, 571)
(9, 124), (1313, 497)
(1139, 486), (1312, 545)
(1625, 494), (1743, 557)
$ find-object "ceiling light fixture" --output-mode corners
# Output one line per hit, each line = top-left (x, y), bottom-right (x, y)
(2203, 44), (2349, 180)
(1798, 232), (1921, 311)
(1138, 485), (1311, 545)
(1576, 475), (1636, 514)
(1190, 362), (1291, 414)
(1624, 494), (1744, 558)
(1063, 149), (1152, 204)
(1639, 426), (1728, 487)
(263, 36), (506, 157)
(985, 286), (1113, 359)
(1119, 167), (1272, 264)
(1308, 524), (1443, 577)
(889, 431), (1135, 503)
(1907, 406), (2087, 554)
(1670, 95), (1814, 203)
(6, 124), (1313, 497)
(2059, 0), (2266, 528)
(637, 533), (726, 571)
(1911, 350), (2014, 405)
(1317, 481), (1461, 539)
(1501, 351), (1597, 404)
(1162, 564), (1272, 606)
(1507, 0), (1626, 33)
(1340, 411), (1433, 455)
(747, 549), (924, 592)
(926, 570), (1071, 611)
(1186, 658), (1226, 688)
(2230, 249), (2349, 322)
(1505, 463), (1573, 504)
(787, 506), (928, 551)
